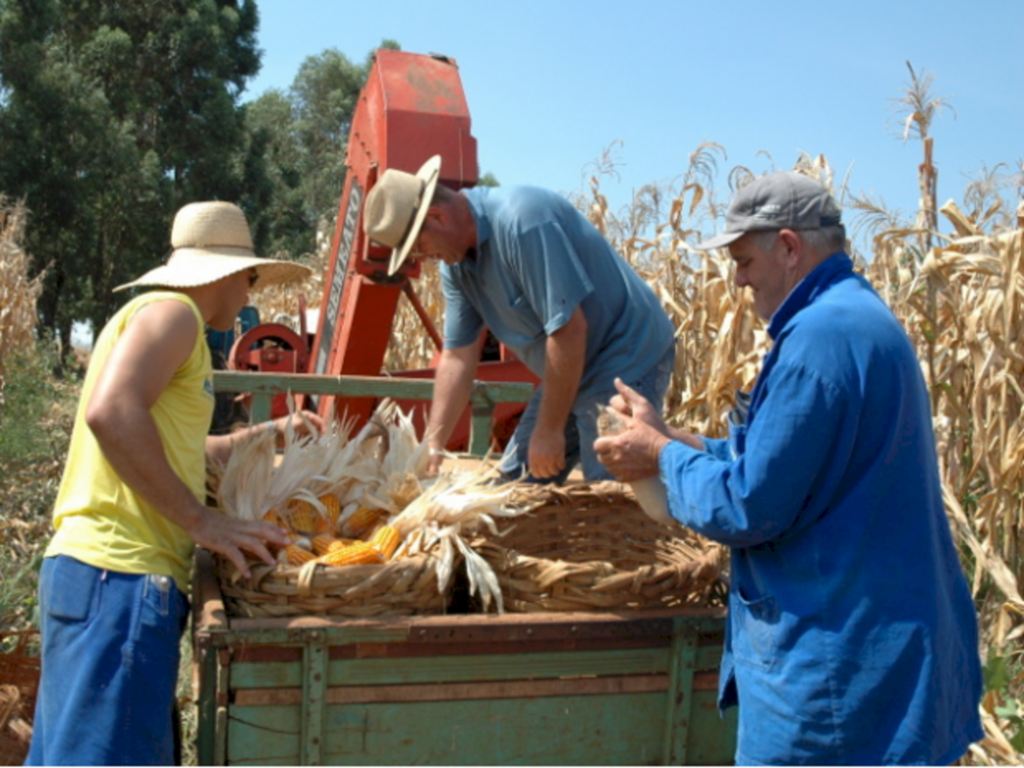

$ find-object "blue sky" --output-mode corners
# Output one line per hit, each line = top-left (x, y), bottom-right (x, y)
(244, 0), (1023, 242)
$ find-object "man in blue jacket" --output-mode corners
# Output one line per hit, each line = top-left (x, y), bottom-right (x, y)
(594, 172), (983, 765)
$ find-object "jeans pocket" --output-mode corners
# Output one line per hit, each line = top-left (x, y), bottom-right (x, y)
(129, 575), (188, 667)
(44, 556), (99, 622)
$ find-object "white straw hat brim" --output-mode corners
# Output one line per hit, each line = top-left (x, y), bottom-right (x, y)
(113, 250), (311, 292)
(388, 156), (442, 275)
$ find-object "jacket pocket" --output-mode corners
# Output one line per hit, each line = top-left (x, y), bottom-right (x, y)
(730, 584), (780, 670)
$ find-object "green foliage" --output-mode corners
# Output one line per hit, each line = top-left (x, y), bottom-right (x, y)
(0, 0), (268, 352)
(0, 339), (77, 628)
(0, 341), (74, 470)
(984, 648), (1024, 752)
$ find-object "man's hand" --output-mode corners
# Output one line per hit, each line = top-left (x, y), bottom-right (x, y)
(186, 505), (290, 579)
(528, 425), (567, 480)
(594, 378), (673, 481)
(279, 410), (326, 438)
(425, 440), (445, 475)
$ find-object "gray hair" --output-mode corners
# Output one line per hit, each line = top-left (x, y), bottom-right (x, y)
(751, 225), (847, 257)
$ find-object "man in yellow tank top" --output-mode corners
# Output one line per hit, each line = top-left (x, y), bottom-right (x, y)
(27, 201), (324, 766)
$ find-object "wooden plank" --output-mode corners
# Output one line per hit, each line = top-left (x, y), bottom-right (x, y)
(225, 693), (672, 766)
(230, 647), (670, 690)
(192, 549), (228, 633)
(692, 671), (719, 691)
(301, 639), (327, 766)
(686, 691), (738, 765)
(211, 610), (725, 655)
(234, 674), (669, 706)
(230, 634), (674, 664)
(212, 601), (726, 638)
(663, 621), (698, 764)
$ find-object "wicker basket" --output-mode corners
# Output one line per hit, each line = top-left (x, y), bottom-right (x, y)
(472, 482), (728, 612)
(0, 630), (40, 766)
(215, 551), (455, 619)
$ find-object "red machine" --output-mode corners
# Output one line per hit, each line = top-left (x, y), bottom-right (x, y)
(230, 50), (536, 451)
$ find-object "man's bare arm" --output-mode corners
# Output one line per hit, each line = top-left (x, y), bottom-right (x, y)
(86, 300), (289, 576)
(424, 338), (482, 473)
(529, 306), (587, 478)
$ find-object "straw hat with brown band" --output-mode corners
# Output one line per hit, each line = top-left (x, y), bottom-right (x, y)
(362, 155), (443, 276)
(114, 201), (311, 292)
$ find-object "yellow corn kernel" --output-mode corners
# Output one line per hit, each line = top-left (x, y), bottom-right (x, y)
(282, 544), (317, 566)
(261, 508), (283, 527)
(318, 494), (342, 529)
(368, 525), (401, 561)
(310, 534), (343, 557)
(319, 541), (384, 567)
(326, 538), (358, 553)
(342, 506), (385, 538)
(287, 499), (328, 535)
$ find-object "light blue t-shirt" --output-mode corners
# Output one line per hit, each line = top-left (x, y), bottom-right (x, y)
(441, 186), (674, 396)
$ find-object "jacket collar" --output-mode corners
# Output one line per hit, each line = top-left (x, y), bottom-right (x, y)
(767, 252), (853, 340)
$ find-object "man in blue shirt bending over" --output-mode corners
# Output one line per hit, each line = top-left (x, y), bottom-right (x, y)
(364, 155), (675, 483)
(594, 171), (983, 765)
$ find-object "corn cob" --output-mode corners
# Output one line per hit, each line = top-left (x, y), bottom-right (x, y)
(319, 541), (384, 567)
(281, 544), (317, 566)
(287, 499), (329, 535)
(318, 494), (342, 530)
(342, 506), (385, 538)
(311, 534), (357, 557)
(368, 524), (401, 561)
(261, 508), (283, 527)
(310, 534), (335, 557)
(326, 537), (359, 553)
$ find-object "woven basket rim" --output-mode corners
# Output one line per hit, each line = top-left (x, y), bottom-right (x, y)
(473, 481), (727, 612)
(214, 549), (455, 618)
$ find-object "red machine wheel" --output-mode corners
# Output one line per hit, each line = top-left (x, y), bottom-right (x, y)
(228, 323), (310, 418)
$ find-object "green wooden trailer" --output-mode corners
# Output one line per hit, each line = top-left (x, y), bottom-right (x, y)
(192, 372), (737, 765)
(192, 549), (735, 766)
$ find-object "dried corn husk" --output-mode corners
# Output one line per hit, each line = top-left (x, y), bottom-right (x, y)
(213, 398), (535, 611)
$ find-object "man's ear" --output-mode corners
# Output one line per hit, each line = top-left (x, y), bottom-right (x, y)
(778, 228), (803, 266)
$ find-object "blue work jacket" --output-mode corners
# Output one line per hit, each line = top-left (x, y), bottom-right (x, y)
(659, 254), (983, 765)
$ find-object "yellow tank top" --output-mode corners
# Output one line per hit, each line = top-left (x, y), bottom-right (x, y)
(46, 291), (215, 590)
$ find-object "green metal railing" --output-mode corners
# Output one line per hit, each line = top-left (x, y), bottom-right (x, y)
(211, 371), (534, 456)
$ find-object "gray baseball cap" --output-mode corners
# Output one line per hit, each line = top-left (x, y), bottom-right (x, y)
(698, 171), (842, 251)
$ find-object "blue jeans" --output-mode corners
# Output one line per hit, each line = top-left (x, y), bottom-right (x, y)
(27, 555), (190, 766)
(500, 346), (675, 483)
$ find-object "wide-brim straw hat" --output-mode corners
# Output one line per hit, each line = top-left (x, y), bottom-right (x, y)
(114, 201), (311, 292)
(363, 155), (442, 276)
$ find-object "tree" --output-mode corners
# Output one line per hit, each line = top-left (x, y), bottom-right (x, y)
(0, 0), (268, 354)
